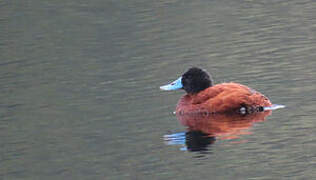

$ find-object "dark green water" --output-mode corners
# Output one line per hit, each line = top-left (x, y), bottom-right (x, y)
(1, 0), (316, 179)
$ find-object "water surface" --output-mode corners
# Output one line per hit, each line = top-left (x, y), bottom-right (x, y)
(2, 0), (316, 179)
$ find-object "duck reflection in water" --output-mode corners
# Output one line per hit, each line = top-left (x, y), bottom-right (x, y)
(164, 111), (271, 152)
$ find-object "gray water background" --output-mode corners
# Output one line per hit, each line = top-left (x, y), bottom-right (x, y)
(2, 0), (316, 179)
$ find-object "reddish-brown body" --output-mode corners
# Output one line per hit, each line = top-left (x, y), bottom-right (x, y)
(176, 82), (272, 114)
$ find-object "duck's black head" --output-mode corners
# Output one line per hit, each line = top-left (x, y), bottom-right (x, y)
(160, 67), (213, 94)
(181, 67), (213, 94)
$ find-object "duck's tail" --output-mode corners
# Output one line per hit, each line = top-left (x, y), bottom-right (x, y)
(263, 104), (286, 111)
(240, 104), (285, 114)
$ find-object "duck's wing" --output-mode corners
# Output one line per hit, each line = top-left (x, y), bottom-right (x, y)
(204, 83), (271, 113)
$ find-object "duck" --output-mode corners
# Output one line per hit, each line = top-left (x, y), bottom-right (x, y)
(160, 67), (272, 114)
